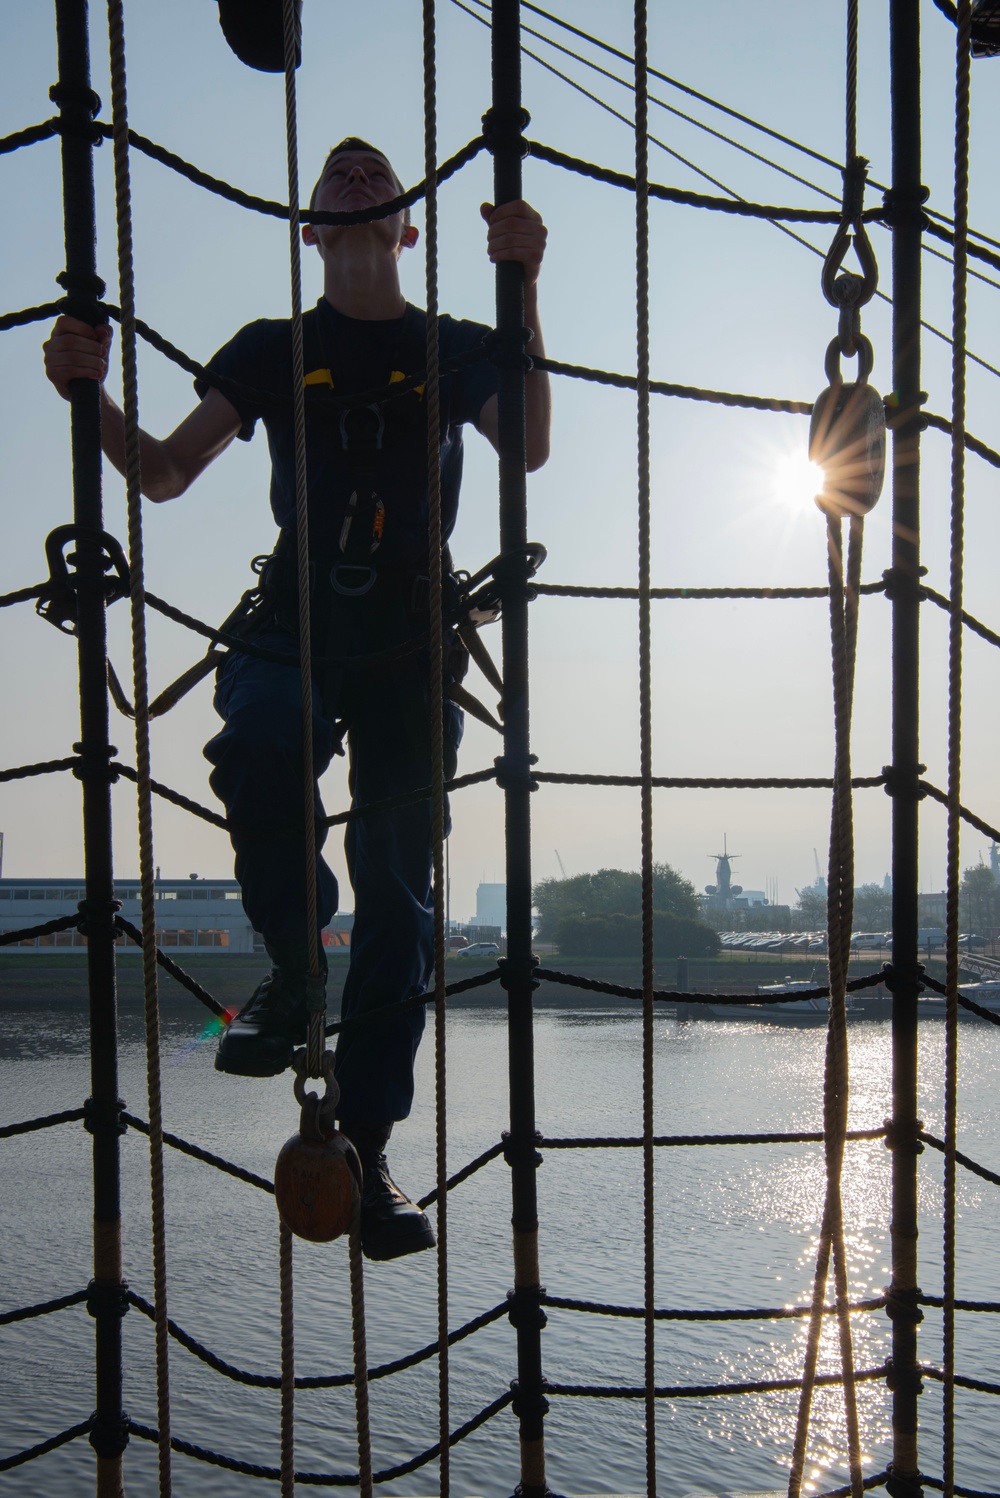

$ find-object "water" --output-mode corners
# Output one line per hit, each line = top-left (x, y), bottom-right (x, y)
(1, 996), (998, 1497)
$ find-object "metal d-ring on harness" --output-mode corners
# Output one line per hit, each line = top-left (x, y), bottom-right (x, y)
(445, 541), (548, 733)
(331, 402), (387, 598)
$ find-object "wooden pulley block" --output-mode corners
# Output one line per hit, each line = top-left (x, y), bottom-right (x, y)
(808, 335), (885, 520)
(217, 0), (301, 73)
(274, 1052), (361, 1243)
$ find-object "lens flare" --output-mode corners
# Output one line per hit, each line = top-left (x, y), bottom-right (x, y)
(772, 449), (826, 512)
(170, 1007), (238, 1065)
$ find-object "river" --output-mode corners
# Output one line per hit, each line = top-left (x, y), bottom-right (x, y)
(1, 995), (998, 1497)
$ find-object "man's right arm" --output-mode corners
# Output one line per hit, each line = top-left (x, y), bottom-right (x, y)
(42, 315), (242, 502)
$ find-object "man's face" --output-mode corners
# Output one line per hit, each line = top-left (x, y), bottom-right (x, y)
(308, 150), (410, 256)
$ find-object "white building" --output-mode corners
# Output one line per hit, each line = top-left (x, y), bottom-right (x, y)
(0, 876), (353, 954)
(475, 882), (506, 933)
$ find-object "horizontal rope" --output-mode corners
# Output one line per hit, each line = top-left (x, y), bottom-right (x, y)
(546, 1363), (888, 1400)
(923, 585), (1000, 651)
(924, 412), (1000, 471)
(534, 771), (888, 791)
(919, 1129), (1000, 1188)
(128, 1290), (506, 1389)
(527, 139), (878, 223)
(116, 122), (484, 225)
(920, 781), (1000, 846)
(922, 1364), (1000, 1399)
(113, 762), (229, 830)
(0, 914), (81, 946)
(925, 214), (1000, 274)
(0, 120), (58, 155)
(534, 580), (888, 601)
(0, 756), (79, 784)
(534, 965), (886, 1004)
(533, 354), (813, 414)
(418, 1139), (506, 1208)
(0, 1289), (88, 1326)
(539, 1126), (887, 1149)
(812, 1476), (891, 1498)
(115, 916), (226, 1015)
(540, 1291), (886, 1322)
(0, 299), (64, 333)
(919, 1294), (1000, 1313)
(123, 1112), (275, 1194)
(0, 1419), (92, 1473)
(101, 302), (491, 414)
(323, 967), (498, 1036)
(921, 972), (1000, 1028)
(142, 591), (428, 671)
(0, 1108), (85, 1140)
(6, 301), (998, 485)
(321, 767), (497, 829)
(920, 1479), (1000, 1498)
(0, 582), (47, 609)
(128, 1387), (514, 1486)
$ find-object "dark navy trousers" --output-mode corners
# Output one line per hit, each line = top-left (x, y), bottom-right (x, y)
(204, 618), (462, 1125)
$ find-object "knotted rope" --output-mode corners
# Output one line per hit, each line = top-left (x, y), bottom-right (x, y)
(421, 3), (451, 1495)
(279, 1220), (295, 1498)
(106, 2), (171, 1488)
(942, 6), (972, 1495)
(633, 3), (656, 1493)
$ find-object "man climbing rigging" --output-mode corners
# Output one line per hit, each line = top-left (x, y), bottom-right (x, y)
(43, 138), (550, 1260)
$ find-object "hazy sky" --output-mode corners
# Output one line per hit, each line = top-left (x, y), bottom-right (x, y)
(2, 1), (999, 921)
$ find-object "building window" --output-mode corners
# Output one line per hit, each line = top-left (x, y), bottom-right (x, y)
(197, 929), (229, 947)
(157, 929), (195, 947)
(0, 891), (10, 900)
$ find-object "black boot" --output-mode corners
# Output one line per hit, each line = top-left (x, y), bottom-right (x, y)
(340, 1122), (436, 1261)
(215, 967), (314, 1077)
(216, 942), (327, 1078)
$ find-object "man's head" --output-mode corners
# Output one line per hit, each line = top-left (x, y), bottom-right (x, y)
(304, 138), (417, 258)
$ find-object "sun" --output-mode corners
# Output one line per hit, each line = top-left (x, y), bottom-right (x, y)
(771, 449), (826, 513)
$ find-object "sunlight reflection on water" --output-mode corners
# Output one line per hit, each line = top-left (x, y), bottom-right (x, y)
(0, 1003), (996, 1496)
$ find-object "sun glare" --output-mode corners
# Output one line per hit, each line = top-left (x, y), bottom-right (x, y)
(772, 449), (826, 513)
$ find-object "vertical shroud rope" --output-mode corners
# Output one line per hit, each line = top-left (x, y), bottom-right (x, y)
(788, 517), (866, 1498)
(349, 1206), (373, 1498)
(421, 2), (451, 1495)
(789, 6), (866, 1493)
(490, 3), (547, 1493)
(106, 1), (171, 1490)
(279, 1221), (295, 1498)
(633, 2), (656, 1495)
(279, 5), (306, 1485)
(278, 5), (372, 1492)
(280, 0), (324, 1082)
(943, 5), (972, 1495)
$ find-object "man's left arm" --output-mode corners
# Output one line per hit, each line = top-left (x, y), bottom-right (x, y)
(476, 200), (551, 472)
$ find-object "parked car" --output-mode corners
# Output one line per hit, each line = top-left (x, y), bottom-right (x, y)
(453, 941), (500, 959)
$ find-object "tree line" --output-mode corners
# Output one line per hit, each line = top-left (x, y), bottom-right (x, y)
(533, 866), (720, 958)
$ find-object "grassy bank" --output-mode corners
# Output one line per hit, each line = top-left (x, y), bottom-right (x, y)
(0, 946), (926, 1010)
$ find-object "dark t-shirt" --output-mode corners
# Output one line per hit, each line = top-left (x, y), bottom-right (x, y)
(195, 299), (498, 569)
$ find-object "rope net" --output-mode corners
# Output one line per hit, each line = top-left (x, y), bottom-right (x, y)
(1, 1), (999, 1496)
